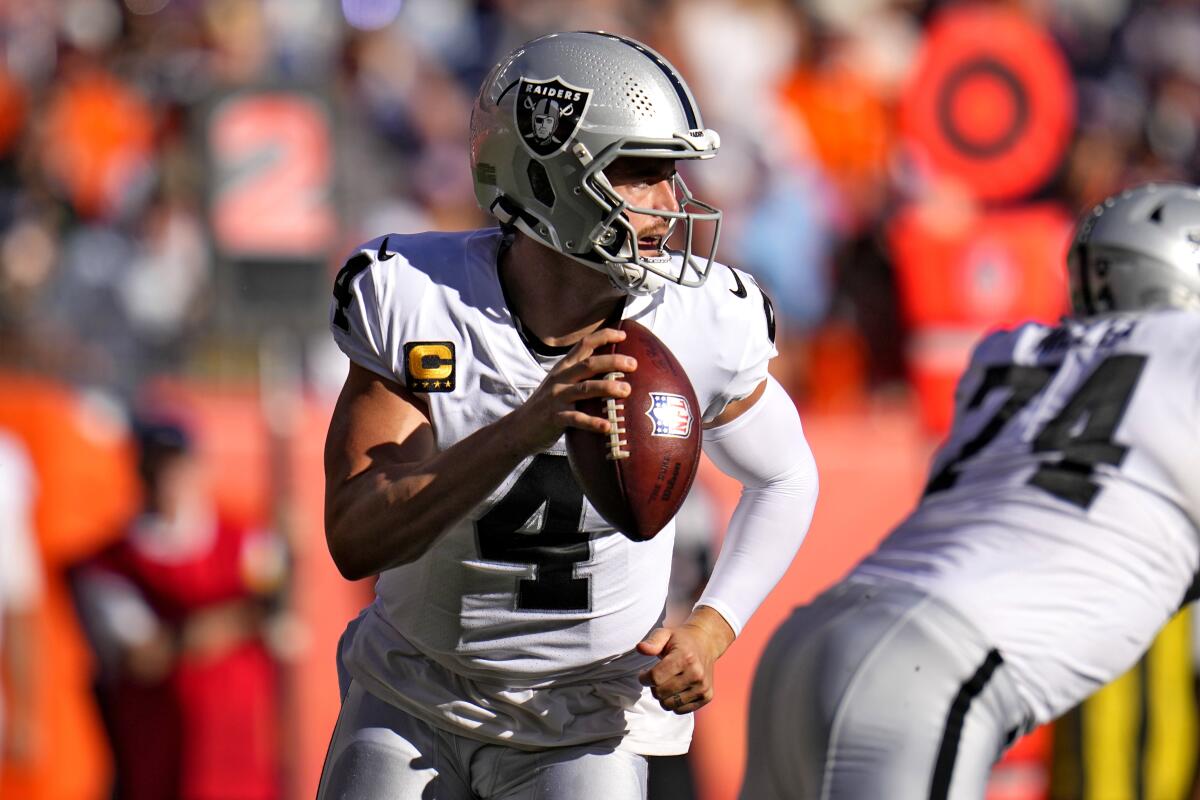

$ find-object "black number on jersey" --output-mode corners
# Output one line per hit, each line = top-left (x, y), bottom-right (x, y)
(475, 454), (592, 612)
(332, 252), (372, 332)
(1028, 354), (1147, 508)
(924, 354), (1147, 510)
(761, 290), (776, 344)
(924, 365), (1055, 495)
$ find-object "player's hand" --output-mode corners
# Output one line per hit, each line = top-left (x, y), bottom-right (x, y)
(636, 607), (735, 715)
(508, 328), (637, 454)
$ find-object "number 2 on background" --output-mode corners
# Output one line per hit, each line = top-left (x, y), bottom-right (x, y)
(924, 354), (1147, 509)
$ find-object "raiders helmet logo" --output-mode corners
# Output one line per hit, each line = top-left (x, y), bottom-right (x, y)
(515, 77), (592, 157)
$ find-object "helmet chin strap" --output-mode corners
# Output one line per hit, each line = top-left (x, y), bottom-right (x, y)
(607, 260), (664, 295)
(503, 209), (659, 295)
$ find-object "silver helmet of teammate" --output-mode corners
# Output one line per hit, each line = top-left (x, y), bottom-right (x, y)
(470, 31), (722, 295)
(1069, 182), (1200, 315)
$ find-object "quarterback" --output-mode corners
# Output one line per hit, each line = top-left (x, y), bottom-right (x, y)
(741, 182), (1200, 799)
(318, 32), (818, 799)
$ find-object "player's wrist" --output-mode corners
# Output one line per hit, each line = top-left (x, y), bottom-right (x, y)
(682, 606), (736, 659)
(497, 405), (554, 458)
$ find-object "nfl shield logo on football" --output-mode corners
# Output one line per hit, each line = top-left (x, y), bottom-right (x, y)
(515, 76), (593, 157)
(646, 393), (693, 439)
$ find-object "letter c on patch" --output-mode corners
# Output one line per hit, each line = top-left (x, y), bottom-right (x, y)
(407, 344), (454, 380)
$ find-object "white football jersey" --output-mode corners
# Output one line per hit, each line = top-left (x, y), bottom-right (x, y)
(855, 310), (1200, 724)
(330, 228), (775, 751)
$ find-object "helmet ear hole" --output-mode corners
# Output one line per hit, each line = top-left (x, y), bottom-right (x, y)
(526, 160), (555, 208)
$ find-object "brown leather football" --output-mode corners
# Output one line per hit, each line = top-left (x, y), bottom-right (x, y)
(565, 319), (702, 540)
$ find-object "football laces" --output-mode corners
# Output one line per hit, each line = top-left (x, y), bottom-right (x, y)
(602, 371), (630, 460)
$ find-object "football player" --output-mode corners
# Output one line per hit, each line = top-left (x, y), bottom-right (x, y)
(740, 182), (1200, 800)
(318, 32), (819, 799)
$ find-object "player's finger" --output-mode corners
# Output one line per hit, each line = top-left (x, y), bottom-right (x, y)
(637, 628), (673, 661)
(664, 689), (700, 708)
(558, 328), (626, 370)
(568, 378), (631, 402)
(653, 649), (703, 684)
(557, 410), (610, 435)
(559, 354), (637, 383)
(647, 667), (690, 698)
(653, 671), (709, 702)
(670, 691), (713, 715)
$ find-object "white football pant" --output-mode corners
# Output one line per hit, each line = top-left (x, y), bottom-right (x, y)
(741, 581), (1031, 800)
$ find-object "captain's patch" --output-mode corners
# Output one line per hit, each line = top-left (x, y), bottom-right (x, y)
(404, 342), (456, 392)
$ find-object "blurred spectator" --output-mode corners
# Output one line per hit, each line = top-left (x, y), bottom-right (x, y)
(0, 430), (41, 770)
(38, 59), (156, 222)
(0, 341), (138, 800)
(77, 419), (288, 800)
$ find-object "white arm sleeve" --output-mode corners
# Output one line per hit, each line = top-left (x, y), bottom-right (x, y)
(695, 375), (818, 636)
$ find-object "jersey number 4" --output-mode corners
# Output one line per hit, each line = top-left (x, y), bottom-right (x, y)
(924, 354), (1147, 509)
(475, 454), (592, 612)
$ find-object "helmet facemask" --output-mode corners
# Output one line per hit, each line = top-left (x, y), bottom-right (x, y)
(574, 142), (722, 295)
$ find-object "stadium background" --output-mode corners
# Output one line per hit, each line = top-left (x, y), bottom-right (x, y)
(1, 0), (1198, 798)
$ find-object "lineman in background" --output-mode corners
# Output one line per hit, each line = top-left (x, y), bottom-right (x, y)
(742, 183), (1200, 799)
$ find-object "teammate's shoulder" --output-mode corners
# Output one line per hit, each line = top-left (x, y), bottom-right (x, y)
(968, 321), (1054, 365)
(1136, 308), (1200, 335)
(1129, 309), (1200, 358)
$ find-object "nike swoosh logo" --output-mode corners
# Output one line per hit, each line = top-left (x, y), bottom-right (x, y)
(377, 236), (395, 261)
(728, 266), (747, 298)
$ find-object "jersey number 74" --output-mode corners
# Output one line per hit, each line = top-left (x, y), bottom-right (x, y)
(924, 354), (1148, 510)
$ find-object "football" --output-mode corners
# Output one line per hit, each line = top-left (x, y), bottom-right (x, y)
(565, 319), (702, 540)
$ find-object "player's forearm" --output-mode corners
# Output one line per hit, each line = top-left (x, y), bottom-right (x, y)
(325, 413), (535, 580)
(696, 376), (819, 635)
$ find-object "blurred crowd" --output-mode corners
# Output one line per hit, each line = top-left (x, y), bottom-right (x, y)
(2, 1), (1200, 799)
(0, 0), (1197, 404)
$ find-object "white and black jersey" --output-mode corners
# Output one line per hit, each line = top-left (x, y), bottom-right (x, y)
(329, 228), (775, 753)
(855, 310), (1200, 724)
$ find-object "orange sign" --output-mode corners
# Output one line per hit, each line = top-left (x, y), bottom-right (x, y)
(208, 92), (337, 259)
(900, 6), (1075, 202)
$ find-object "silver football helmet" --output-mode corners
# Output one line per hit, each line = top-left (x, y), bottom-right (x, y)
(1068, 182), (1200, 314)
(470, 31), (722, 295)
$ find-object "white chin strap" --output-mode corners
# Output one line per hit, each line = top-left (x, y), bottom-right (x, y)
(607, 260), (665, 296)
